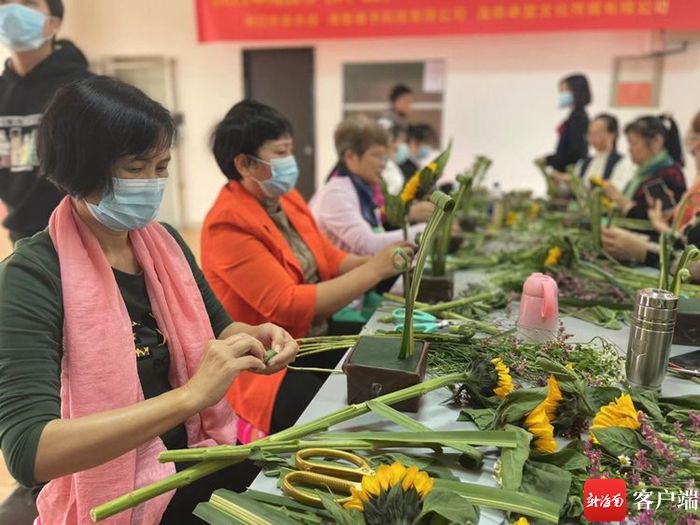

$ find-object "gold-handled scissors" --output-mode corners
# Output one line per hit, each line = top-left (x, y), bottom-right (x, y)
(281, 448), (374, 507)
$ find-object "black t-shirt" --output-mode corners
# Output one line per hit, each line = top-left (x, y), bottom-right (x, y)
(113, 268), (188, 451)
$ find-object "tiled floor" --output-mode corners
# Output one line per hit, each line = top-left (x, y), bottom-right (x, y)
(0, 223), (202, 501)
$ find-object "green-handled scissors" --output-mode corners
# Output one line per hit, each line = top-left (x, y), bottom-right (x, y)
(391, 308), (448, 333)
(282, 448), (374, 507)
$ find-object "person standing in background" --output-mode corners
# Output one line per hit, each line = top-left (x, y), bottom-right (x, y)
(399, 123), (439, 180)
(539, 73), (592, 182)
(0, 0), (91, 243)
(574, 113), (634, 189)
(380, 83), (413, 131)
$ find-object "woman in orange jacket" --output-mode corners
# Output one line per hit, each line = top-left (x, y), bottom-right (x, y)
(202, 100), (411, 441)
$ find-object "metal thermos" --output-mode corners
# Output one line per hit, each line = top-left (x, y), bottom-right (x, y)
(625, 288), (678, 389)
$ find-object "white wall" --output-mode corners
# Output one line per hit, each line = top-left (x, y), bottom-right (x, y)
(57, 0), (700, 225)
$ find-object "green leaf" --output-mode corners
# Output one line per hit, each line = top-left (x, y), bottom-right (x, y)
(248, 448), (290, 467)
(664, 409), (695, 423)
(367, 401), (487, 465)
(659, 395), (700, 411)
(205, 489), (300, 525)
(587, 386), (623, 412)
(521, 460), (572, 516)
(629, 387), (664, 422)
(433, 479), (561, 523)
(434, 141), (453, 176)
(320, 430), (514, 449)
(415, 488), (480, 525)
(194, 502), (250, 525)
(590, 427), (647, 457)
(563, 495), (584, 519)
(316, 491), (364, 525)
(457, 408), (496, 430)
(243, 490), (333, 520)
(493, 388), (547, 428)
(500, 425), (533, 491)
(530, 440), (589, 472)
(367, 400), (430, 432)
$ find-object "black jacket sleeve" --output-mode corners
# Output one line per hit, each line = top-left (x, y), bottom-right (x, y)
(547, 109), (590, 172)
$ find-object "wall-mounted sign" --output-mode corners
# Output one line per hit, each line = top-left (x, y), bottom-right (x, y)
(197, 0), (700, 42)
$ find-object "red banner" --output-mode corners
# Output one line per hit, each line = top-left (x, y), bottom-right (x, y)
(196, 0), (700, 42)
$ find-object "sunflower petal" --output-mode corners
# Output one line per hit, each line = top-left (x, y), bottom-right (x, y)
(375, 465), (392, 492)
(388, 461), (406, 487)
(350, 486), (369, 503)
(590, 394), (640, 438)
(491, 358), (514, 398)
(525, 403), (558, 453)
(401, 466), (419, 492)
(343, 496), (365, 511)
(413, 471), (435, 499)
(362, 474), (382, 497)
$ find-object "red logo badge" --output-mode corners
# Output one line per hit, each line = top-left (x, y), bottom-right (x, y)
(583, 478), (628, 522)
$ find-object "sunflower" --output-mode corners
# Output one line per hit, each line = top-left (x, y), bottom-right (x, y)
(590, 394), (640, 440)
(589, 176), (607, 188)
(544, 246), (563, 267)
(528, 202), (542, 221)
(400, 173), (421, 204)
(524, 375), (562, 453)
(601, 196), (615, 210)
(506, 211), (518, 226)
(491, 358), (514, 398)
(344, 462), (434, 520)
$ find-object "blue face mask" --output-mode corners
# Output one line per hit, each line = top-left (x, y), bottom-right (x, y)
(394, 143), (409, 165)
(86, 177), (167, 231)
(558, 91), (574, 109)
(0, 4), (52, 52)
(250, 155), (299, 198)
(416, 145), (432, 161)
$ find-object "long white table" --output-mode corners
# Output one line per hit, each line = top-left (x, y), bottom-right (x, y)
(250, 269), (700, 524)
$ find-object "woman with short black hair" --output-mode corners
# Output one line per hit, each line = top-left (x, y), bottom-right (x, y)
(539, 73), (592, 178)
(0, 76), (298, 524)
(202, 100), (412, 443)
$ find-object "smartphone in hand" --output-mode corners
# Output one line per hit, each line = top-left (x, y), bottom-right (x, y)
(642, 179), (677, 212)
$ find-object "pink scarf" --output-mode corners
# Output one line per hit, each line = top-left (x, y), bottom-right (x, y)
(37, 197), (236, 524)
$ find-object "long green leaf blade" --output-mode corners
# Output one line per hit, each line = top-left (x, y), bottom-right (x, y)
(319, 430), (517, 448)
(433, 479), (561, 523)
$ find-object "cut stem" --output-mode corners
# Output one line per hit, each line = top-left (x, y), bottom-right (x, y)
(91, 371), (469, 521)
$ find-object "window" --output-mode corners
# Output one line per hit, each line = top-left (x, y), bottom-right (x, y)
(343, 60), (445, 142)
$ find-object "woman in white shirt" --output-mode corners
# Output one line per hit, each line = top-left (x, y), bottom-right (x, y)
(310, 116), (427, 255)
(574, 113), (634, 189)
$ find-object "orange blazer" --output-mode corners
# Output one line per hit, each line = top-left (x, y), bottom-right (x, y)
(202, 181), (348, 433)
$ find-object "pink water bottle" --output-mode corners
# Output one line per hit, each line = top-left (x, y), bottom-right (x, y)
(517, 272), (559, 342)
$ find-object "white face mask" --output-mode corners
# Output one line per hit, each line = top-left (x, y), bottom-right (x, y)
(0, 4), (55, 52)
(248, 155), (299, 198)
(558, 91), (574, 109)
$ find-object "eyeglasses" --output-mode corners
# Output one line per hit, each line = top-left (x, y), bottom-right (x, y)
(365, 152), (389, 164)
